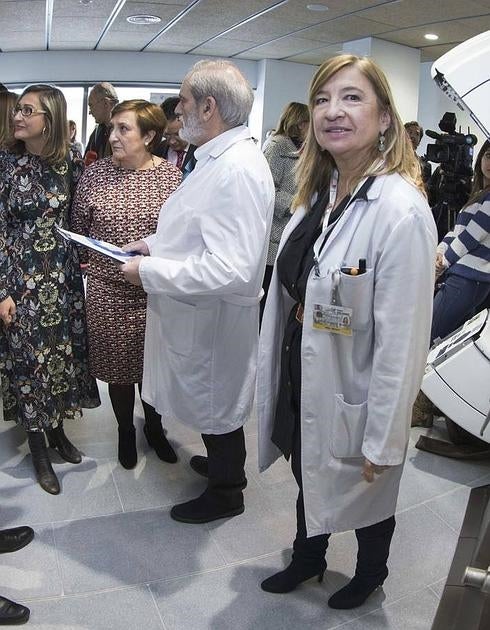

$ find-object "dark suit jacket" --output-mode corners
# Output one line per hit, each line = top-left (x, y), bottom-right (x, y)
(154, 143), (197, 178)
(84, 124), (112, 160)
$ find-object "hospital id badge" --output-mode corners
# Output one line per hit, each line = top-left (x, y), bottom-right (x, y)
(312, 303), (353, 336)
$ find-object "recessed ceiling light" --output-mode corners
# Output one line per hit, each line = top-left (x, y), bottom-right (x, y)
(126, 14), (162, 25)
(307, 3), (329, 11)
(79, 0), (93, 5)
(424, 33), (439, 41)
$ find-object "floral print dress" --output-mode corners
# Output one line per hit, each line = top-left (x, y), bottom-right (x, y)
(0, 149), (100, 431)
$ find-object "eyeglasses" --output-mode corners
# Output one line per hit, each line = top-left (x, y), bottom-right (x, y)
(11, 104), (47, 118)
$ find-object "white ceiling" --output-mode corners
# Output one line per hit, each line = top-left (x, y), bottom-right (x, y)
(1, 0), (490, 64)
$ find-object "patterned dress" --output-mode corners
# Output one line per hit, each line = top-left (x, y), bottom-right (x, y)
(0, 149), (101, 431)
(71, 157), (182, 384)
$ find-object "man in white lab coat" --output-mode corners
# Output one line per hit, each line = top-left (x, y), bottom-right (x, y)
(121, 59), (275, 523)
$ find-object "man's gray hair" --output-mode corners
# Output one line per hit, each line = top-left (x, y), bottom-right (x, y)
(91, 81), (118, 103)
(185, 60), (253, 128)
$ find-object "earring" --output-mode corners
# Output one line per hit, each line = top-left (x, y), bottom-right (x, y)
(144, 141), (149, 146)
(42, 126), (46, 135)
(378, 132), (385, 152)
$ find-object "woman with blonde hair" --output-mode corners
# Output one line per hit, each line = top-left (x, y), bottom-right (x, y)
(257, 55), (437, 609)
(261, 102), (309, 322)
(0, 84), (100, 494)
(71, 99), (182, 469)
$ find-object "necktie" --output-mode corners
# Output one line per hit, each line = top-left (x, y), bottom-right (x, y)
(176, 150), (185, 169)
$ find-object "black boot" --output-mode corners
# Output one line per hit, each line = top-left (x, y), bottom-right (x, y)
(328, 516), (395, 610)
(0, 527), (34, 554)
(118, 427), (137, 469)
(261, 557), (327, 593)
(27, 431), (60, 495)
(0, 596), (30, 625)
(143, 419), (177, 463)
(46, 422), (82, 464)
(190, 455), (208, 477)
(170, 488), (244, 524)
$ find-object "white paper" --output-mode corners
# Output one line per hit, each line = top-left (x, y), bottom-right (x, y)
(56, 226), (138, 263)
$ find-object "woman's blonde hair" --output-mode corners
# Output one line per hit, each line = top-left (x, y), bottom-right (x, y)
(9, 84), (69, 164)
(274, 102), (309, 142)
(294, 54), (423, 211)
(0, 91), (17, 149)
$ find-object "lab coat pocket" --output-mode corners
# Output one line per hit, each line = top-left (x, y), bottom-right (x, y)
(164, 296), (196, 357)
(337, 268), (374, 330)
(331, 394), (367, 458)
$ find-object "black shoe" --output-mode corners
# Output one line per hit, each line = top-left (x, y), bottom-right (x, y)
(46, 424), (82, 464)
(0, 596), (30, 625)
(143, 423), (177, 463)
(0, 527), (34, 554)
(189, 455), (208, 477)
(118, 427), (137, 469)
(328, 572), (388, 609)
(27, 432), (60, 495)
(170, 489), (244, 524)
(261, 558), (327, 593)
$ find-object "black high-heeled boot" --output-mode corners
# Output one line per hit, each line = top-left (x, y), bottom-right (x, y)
(328, 516), (395, 609)
(27, 431), (60, 495)
(140, 393), (177, 463)
(261, 557), (327, 593)
(118, 427), (137, 469)
(46, 422), (82, 464)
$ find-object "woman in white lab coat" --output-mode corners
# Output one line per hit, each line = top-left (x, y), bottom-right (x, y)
(257, 54), (437, 609)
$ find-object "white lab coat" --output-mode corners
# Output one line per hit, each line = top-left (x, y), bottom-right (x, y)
(257, 173), (437, 535)
(139, 126), (274, 434)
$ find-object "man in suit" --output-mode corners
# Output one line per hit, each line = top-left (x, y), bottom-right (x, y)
(156, 96), (196, 177)
(84, 82), (118, 164)
(0, 525), (34, 624)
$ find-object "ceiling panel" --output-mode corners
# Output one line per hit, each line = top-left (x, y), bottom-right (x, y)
(0, 0), (488, 65)
(361, 0), (490, 28)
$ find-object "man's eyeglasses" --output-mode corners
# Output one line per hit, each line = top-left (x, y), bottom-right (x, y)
(11, 104), (47, 118)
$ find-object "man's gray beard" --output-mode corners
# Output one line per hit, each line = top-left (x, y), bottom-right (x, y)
(179, 112), (203, 146)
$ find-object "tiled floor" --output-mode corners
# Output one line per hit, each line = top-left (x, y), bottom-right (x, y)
(1, 383), (489, 630)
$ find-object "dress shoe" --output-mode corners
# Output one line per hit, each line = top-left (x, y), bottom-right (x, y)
(118, 427), (137, 469)
(0, 596), (30, 625)
(189, 455), (208, 477)
(0, 527), (34, 554)
(170, 489), (244, 524)
(328, 571), (388, 609)
(261, 558), (326, 593)
(143, 423), (177, 463)
(27, 431), (60, 495)
(46, 424), (82, 464)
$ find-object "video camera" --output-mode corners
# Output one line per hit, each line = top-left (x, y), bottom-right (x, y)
(425, 111), (477, 178)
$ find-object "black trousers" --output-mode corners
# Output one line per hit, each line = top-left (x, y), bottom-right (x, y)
(202, 426), (247, 509)
(291, 423), (396, 580)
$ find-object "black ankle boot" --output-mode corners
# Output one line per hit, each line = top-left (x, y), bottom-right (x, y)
(27, 431), (60, 495)
(46, 423), (82, 464)
(0, 595), (30, 625)
(328, 569), (388, 609)
(261, 558), (327, 593)
(118, 427), (137, 469)
(143, 421), (177, 463)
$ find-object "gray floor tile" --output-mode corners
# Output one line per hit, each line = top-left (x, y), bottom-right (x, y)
(25, 586), (164, 630)
(205, 480), (298, 563)
(111, 447), (207, 511)
(0, 525), (62, 601)
(150, 555), (364, 630)
(332, 588), (440, 630)
(53, 508), (226, 595)
(396, 446), (490, 512)
(428, 578), (446, 600)
(0, 459), (122, 526)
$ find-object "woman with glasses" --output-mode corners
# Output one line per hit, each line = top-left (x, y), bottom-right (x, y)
(0, 84), (100, 495)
